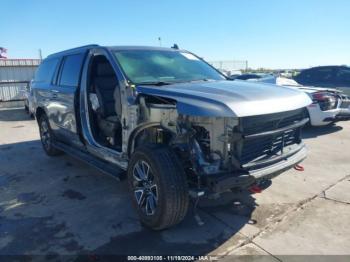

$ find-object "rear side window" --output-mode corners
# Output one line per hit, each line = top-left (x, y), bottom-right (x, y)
(34, 58), (59, 83)
(336, 68), (350, 86)
(297, 68), (333, 85)
(312, 68), (334, 82)
(59, 54), (84, 87)
(295, 70), (312, 84)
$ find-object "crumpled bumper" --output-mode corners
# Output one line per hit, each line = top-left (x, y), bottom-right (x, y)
(307, 104), (340, 126)
(204, 145), (307, 193)
(336, 107), (350, 120)
(249, 145), (307, 180)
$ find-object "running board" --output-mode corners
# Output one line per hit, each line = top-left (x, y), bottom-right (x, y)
(53, 141), (125, 181)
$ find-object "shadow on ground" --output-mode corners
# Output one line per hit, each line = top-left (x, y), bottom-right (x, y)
(0, 140), (260, 257)
(0, 108), (33, 122)
(91, 193), (257, 256)
(302, 124), (343, 139)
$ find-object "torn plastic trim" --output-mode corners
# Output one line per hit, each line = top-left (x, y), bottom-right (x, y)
(136, 86), (238, 117)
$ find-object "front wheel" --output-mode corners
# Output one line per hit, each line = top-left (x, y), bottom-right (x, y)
(127, 144), (189, 230)
(39, 115), (62, 156)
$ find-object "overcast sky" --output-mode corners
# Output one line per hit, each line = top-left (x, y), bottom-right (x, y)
(1, 0), (350, 69)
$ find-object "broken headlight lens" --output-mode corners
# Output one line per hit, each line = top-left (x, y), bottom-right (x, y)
(312, 92), (338, 111)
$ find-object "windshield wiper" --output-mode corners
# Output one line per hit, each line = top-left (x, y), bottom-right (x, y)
(137, 81), (172, 86)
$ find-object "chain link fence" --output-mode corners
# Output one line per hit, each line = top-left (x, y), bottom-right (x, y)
(208, 60), (248, 74)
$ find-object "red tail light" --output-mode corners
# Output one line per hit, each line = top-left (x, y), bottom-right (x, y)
(311, 92), (337, 111)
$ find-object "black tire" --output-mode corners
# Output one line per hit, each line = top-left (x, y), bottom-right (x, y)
(127, 144), (189, 230)
(24, 105), (29, 113)
(38, 114), (62, 156)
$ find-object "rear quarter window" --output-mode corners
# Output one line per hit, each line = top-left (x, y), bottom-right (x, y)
(296, 68), (334, 85)
(336, 68), (350, 86)
(59, 54), (84, 87)
(34, 58), (59, 83)
(312, 68), (334, 82)
(295, 70), (311, 84)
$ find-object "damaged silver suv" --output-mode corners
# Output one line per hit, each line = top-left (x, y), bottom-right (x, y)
(32, 45), (311, 230)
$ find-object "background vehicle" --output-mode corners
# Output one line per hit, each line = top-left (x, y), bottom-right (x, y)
(231, 73), (274, 81)
(218, 69), (242, 78)
(294, 66), (350, 96)
(253, 76), (350, 126)
(32, 45), (311, 230)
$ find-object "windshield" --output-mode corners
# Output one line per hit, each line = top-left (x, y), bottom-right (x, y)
(113, 49), (225, 85)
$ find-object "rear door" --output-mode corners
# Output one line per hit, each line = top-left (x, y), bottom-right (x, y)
(51, 52), (86, 147)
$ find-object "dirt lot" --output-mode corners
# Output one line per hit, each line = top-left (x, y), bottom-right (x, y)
(0, 108), (350, 259)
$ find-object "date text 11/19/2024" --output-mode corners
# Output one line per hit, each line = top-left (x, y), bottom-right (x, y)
(127, 255), (220, 261)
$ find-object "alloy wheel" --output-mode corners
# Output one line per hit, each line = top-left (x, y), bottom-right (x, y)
(132, 160), (158, 216)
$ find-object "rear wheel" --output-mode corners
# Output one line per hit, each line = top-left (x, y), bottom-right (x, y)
(39, 115), (62, 156)
(127, 144), (189, 230)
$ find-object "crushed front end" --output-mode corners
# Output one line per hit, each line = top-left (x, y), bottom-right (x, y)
(178, 108), (309, 195)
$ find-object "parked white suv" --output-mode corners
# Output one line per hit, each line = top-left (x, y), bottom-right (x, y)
(251, 76), (350, 126)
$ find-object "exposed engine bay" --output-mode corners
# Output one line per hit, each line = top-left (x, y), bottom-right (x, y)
(124, 94), (309, 194)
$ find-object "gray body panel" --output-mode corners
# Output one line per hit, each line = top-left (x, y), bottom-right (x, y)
(137, 80), (312, 117)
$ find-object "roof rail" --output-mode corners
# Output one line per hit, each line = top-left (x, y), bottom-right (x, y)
(47, 44), (100, 58)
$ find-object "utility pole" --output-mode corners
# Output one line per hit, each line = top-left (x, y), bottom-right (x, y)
(38, 49), (42, 61)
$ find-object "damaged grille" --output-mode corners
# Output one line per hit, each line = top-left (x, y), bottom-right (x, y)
(235, 108), (307, 169)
